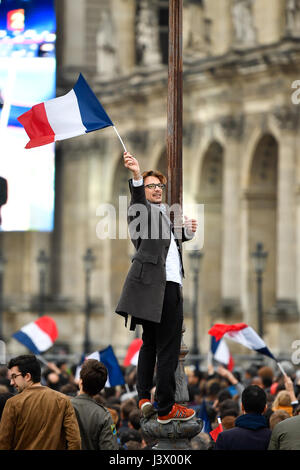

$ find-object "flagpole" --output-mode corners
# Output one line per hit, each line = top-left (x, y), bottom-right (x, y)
(113, 126), (127, 153)
(277, 362), (287, 376)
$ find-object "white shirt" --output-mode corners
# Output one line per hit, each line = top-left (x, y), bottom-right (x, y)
(132, 178), (182, 285)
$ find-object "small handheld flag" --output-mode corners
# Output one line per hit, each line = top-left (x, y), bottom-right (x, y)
(209, 417), (223, 442)
(208, 323), (276, 360)
(12, 316), (58, 354)
(84, 345), (125, 387)
(17, 73), (126, 151)
(210, 336), (234, 371)
(123, 338), (143, 367)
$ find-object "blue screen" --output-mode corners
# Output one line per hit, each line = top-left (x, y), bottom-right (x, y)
(0, 0), (56, 231)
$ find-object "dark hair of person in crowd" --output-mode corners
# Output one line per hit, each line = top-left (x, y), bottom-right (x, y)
(217, 389), (232, 404)
(80, 359), (107, 396)
(120, 398), (137, 421)
(128, 408), (142, 430)
(120, 428), (142, 447)
(8, 355), (41, 383)
(60, 383), (78, 397)
(241, 385), (267, 414)
(0, 392), (14, 420)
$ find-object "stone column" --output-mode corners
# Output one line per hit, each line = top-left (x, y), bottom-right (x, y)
(219, 115), (244, 313)
(272, 107), (298, 314)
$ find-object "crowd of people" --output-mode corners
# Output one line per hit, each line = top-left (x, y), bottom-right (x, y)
(0, 354), (300, 450)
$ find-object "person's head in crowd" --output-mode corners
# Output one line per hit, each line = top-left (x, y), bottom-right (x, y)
(244, 365), (259, 386)
(241, 385), (267, 415)
(250, 376), (264, 388)
(219, 399), (240, 419)
(269, 410), (290, 430)
(79, 359), (107, 397)
(272, 390), (293, 416)
(44, 370), (62, 391)
(188, 385), (202, 403)
(217, 389), (232, 405)
(120, 428), (142, 448)
(103, 386), (118, 400)
(60, 383), (78, 397)
(120, 398), (137, 423)
(258, 366), (274, 380)
(190, 432), (214, 450)
(188, 369), (203, 387)
(221, 415), (236, 430)
(106, 396), (121, 405)
(206, 380), (221, 401)
(128, 408), (142, 430)
(125, 366), (137, 390)
(0, 384), (9, 393)
(8, 355), (41, 393)
(0, 392), (14, 420)
(124, 440), (142, 450)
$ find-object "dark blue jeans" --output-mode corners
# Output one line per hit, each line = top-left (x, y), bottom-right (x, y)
(137, 281), (183, 417)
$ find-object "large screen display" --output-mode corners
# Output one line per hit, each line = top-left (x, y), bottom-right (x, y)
(0, 0), (56, 231)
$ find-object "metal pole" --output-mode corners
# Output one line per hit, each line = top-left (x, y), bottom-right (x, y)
(83, 268), (91, 355)
(167, 0), (182, 210)
(39, 269), (46, 318)
(257, 271), (263, 338)
(192, 269), (200, 370)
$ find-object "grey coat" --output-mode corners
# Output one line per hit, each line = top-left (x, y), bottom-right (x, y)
(115, 179), (188, 328)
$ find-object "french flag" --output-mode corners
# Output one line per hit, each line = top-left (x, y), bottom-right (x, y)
(208, 323), (276, 360)
(17, 74), (114, 149)
(123, 338), (143, 367)
(85, 345), (125, 387)
(210, 336), (234, 371)
(12, 316), (58, 354)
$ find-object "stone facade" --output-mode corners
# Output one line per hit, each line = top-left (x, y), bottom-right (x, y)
(2, 0), (300, 365)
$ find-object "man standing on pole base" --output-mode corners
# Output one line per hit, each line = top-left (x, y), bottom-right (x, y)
(116, 151), (197, 424)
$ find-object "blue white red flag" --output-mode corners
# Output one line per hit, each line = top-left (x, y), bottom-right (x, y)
(208, 322), (276, 360)
(17, 74), (114, 149)
(12, 316), (58, 354)
(85, 345), (125, 387)
(210, 336), (234, 371)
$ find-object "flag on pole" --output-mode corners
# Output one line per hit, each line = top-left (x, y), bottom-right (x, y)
(198, 399), (212, 434)
(123, 338), (143, 367)
(209, 417), (223, 442)
(84, 345), (125, 387)
(210, 336), (234, 371)
(12, 316), (58, 354)
(17, 73), (114, 149)
(208, 323), (276, 360)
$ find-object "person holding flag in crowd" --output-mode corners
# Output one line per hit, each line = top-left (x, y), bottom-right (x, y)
(116, 151), (198, 424)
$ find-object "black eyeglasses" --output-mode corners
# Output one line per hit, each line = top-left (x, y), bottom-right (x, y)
(10, 373), (22, 381)
(144, 183), (165, 190)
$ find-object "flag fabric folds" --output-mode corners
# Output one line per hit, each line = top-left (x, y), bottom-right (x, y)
(208, 322), (276, 360)
(85, 345), (125, 387)
(209, 419), (223, 442)
(198, 399), (212, 434)
(12, 316), (58, 354)
(17, 73), (114, 149)
(123, 338), (143, 367)
(210, 336), (234, 371)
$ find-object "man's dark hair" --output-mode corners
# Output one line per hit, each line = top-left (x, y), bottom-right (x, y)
(80, 359), (107, 396)
(128, 408), (142, 430)
(8, 355), (41, 383)
(241, 385), (267, 414)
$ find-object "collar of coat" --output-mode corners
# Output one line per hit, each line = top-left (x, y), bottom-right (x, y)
(235, 413), (268, 430)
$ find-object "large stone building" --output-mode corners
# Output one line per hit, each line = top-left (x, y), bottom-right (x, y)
(2, 0), (300, 364)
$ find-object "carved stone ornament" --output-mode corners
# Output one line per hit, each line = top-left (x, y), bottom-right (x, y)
(272, 105), (300, 131)
(96, 7), (118, 77)
(286, 0), (300, 37)
(220, 114), (245, 139)
(232, 0), (257, 48)
(136, 0), (162, 66)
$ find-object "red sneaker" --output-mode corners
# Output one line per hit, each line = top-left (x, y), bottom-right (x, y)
(157, 403), (195, 424)
(139, 399), (155, 418)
